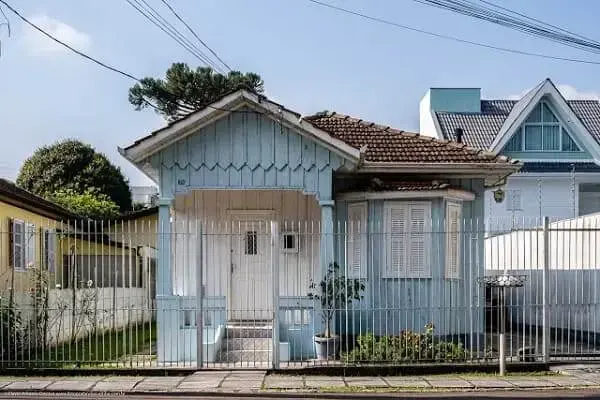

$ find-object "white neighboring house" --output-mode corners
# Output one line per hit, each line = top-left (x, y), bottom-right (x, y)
(131, 185), (158, 207)
(420, 78), (600, 223)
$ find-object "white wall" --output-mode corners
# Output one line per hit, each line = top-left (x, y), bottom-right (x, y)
(170, 190), (321, 299)
(419, 90), (440, 138)
(14, 287), (150, 345)
(486, 176), (578, 223)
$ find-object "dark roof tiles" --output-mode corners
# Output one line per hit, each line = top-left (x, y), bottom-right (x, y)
(437, 99), (600, 149)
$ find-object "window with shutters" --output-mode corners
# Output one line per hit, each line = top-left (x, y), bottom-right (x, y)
(446, 202), (462, 279)
(383, 202), (431, 278)
(347, 202), (367, 279)
(43, 228), (57, 272)
(10, 219), (26, 271)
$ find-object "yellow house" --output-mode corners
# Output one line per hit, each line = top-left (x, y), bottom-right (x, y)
(0, 178), (149, 295)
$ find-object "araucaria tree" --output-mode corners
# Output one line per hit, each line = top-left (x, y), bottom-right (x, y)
(128, 63), (264, 121)
(17, 140), (132, 213)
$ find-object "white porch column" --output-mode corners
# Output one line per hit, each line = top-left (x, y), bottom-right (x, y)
(157, 198), (173, 296)
(319, 200), (336, 272)
(157, 197), (175, 364)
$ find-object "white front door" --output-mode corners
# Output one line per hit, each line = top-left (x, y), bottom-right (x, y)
(229, 219), (272, 321)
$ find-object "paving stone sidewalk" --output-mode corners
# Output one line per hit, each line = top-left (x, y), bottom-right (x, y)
(0, 368), (598, 394)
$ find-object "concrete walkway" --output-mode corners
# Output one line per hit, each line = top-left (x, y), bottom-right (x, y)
(0, 368), (598, 395)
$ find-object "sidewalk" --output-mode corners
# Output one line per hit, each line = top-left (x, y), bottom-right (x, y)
(0, 367), (598, 395)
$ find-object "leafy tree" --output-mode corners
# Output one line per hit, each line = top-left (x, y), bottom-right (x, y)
(17, 140), (132, 212)
(49, 190), (120, 220)
(128, 63), (264, 120)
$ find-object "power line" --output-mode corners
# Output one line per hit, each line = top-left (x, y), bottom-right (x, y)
(305, 0), (600, 65)
(124, 0), (225, 73)
(0, 0), (261, 119)
(411, 0), (600, 55)
(159, 0), (231, 72)
(0, 0), (139, 80)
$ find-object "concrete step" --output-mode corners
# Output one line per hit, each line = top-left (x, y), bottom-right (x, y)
(217, 349), (272, 362)
(220, 337), (271, 351)
(225, 326), (272, 339)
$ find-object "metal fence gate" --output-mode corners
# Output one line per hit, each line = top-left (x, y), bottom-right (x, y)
(2, 215), (600, 369)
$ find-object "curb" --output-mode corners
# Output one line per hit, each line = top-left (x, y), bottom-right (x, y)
(1, 386), (600, 399)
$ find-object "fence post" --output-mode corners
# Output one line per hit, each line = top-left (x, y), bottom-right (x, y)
(271, 221), (280, 369)
(196, 221), (203, 368)
(542, 216), (550, 364)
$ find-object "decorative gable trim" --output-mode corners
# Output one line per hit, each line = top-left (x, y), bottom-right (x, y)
(119, 90), (360, 168)
(491, 79), (600, 160)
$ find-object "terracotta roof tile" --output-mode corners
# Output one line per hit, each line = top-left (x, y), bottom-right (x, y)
(304, 112), (511, 164)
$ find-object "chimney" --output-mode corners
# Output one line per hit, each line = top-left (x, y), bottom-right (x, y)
(455, 128), (464, 144)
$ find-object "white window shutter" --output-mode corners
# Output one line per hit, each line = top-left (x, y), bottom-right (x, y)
(446, 203), (462, 279)
(26, 223), (36, 269)
(12, 219), (25, 270)
(384, 204), (407, 278)
(45, 229), (57, 273)
(407, 204), (431, 278)
(347, 202), (367, 279)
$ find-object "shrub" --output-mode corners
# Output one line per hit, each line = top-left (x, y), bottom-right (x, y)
(344, 323), (468, 363)
(0, 300), (24, 362)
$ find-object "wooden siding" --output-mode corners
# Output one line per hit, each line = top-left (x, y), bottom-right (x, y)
(150, 109), (348, 200)
(170, 190), (320, 299)
(334, 178), (485, 337)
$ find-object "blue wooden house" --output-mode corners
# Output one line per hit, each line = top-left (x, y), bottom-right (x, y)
(120, 89), (520, 366)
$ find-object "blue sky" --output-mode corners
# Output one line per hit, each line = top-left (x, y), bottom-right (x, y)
(0, 0), (599, 186)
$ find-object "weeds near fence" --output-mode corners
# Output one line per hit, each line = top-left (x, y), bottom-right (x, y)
(344, 323), (468, 363)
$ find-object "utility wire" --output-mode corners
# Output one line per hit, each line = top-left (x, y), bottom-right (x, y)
(124, 0), (225, 73)
(159, 0), (231, 72)
(477, 0), (595, 43)
(411, 0), (600, 55)
(0, 0), (260, 119)
(0, 0), (139, 80)
(305, 0), (600, 65)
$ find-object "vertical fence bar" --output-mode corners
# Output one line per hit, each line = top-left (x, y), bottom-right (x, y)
(196, 220), (203, 368)
(271, 221), (280, 369)
(542, 216), (550, 364)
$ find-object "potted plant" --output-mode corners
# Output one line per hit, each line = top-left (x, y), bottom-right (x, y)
(308, 262), (365, 360)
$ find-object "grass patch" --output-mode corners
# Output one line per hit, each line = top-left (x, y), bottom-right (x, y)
(14, 321), (157, 369)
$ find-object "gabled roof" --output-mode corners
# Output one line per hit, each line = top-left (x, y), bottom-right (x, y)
(121, 89), (520, 181)
(435, 79), (600, 153)
(0, 178), (79, 220)
(305, 112), (514, 164)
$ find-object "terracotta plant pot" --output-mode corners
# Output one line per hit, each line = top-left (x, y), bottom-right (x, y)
(314, 334), (340, 360)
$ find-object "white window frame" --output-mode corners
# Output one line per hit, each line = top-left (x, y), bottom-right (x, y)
(281, 232), (299, 254)
(445, 202), (462, 280)
(11, 219), (26, 271)
(514, 101), (582, 153)
(383, 201), (432, 279)
(346, 202), (368, 279)
(25, 223), (36, 270)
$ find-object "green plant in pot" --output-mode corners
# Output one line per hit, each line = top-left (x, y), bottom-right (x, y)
(308, 262), (365, 360)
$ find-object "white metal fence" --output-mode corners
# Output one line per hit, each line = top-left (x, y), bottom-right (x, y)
(2, 216), (600, 369)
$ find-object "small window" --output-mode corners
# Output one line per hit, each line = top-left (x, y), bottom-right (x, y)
(282, 233), (298, 253)
(182, 310), (196, 328)
(10, 219), (26, 271)
(245, 231), (257, 255)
